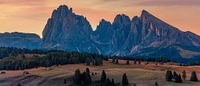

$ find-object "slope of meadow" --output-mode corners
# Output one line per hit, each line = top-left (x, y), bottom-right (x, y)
(0, 60), (200, 86)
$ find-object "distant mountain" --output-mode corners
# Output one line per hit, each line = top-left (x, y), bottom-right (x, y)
(0, 32), (41, 49)
(93, 10), (200, 60)
(1, 5), (199, 61)
(42, 5), (99, 53)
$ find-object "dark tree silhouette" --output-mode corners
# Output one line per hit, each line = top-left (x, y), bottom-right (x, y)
(126, 60), (130, 65)
(173, 71), (178, 79)
(101, 70), (107, 84)
(122, 73), (129, 86)
(111, 79), (115, 86)
(116, 58), (119, 64)
(64, 79), (67, 84)
(154, 82), (159, 86)
(182, 70), (186, 80)
(190, 71), (198, 81)
(166, 70), (173, 81)
(74, 69), (81, 85)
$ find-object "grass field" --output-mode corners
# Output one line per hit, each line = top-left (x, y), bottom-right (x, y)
(0, 60), (200, 86)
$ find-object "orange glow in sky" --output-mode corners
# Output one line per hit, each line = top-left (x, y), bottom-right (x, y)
(0, 0), (200, 37)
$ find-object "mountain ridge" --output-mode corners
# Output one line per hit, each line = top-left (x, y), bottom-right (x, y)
(0, 5), (200, 62)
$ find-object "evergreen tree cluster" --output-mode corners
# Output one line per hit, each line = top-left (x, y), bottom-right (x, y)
(166, 70), (198, 83)
(73, 68), (92, 85)
(0, 50), (104, 70)
(165, 70), (182, 83)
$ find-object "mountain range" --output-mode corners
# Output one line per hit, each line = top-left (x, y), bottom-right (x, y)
(1, 5), (200, 61)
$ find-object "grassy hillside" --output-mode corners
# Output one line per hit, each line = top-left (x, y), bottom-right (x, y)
(0, 60), (200, 86)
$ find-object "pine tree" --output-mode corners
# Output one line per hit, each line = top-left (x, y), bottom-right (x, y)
(174, 74), (182, 83)
(126, 60), (130, 65)
(178, 74), (182, 83)
(82, 71), (91, 85)
(111, 79), (115, 86)
(173, 71), (178, 79)
(154, 82), (158, 86)
(166, 70), (173, 81)
(101, 70), (107, 83)
(182, 70), (186, 80)
(86, 68), (90, 74)
(64, 79), (67, 84)
(190, 71), (198, 81)
(122, 73), (129, 86)
(116, 58), (119, 64)
(74, 69), (81, 84)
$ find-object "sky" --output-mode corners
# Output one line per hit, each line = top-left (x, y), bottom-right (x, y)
(0, 0), (200, 37)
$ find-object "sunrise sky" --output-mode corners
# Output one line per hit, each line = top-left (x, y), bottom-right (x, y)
(0, 0), (200, 37)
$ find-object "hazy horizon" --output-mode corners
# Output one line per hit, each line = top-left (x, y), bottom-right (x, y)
(0, 0), (200, 37)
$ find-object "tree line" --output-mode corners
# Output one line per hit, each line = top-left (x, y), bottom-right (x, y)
(0, 51), (104, 70)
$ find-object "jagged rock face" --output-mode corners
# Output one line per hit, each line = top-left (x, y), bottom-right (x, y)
(112, 14), (131, 52)
(0, 32), (41, 49)
(42, 5), (200, 60)
(93, 19), (113, 43)
(93, 10), (200, 59)
(42, 5), (98, 53)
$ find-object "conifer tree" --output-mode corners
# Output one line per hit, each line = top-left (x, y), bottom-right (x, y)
(116, 58), (119, 64)
(86, 68), (90, 74)
(190, 71), (198, 81)
(74, 69), (81, 84)
(173, 71), (178, 79)
(166, 70), (173, 81)
(64, 79), (67, 84)
(154, 82), (159, 86)
(111, 79), (115, 86)
(101, 70), (107, 83)
(82, 71), (91, 85)
(126, 60), (130, 65)
(182, 70), (186, 80)
(122, 73), (129, 86)
(174, 74), (182, 83)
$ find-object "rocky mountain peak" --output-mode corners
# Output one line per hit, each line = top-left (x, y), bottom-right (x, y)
(42, 4), (97, 53)
(97, 19), (111, 29)
(141, 10), (151, 16)
(113, 14), (131, 25)
(99, 19), (111, 25)
(51, 5), (74, 19)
